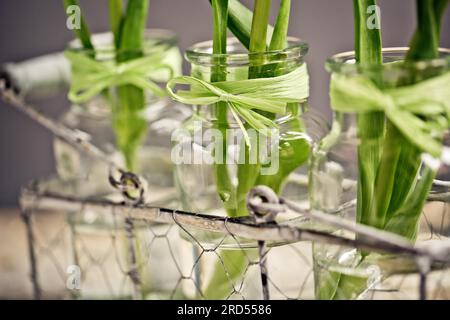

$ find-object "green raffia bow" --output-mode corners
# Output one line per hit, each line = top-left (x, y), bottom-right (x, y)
(166, 64), (309, 145)
(330, 71), (450, 158)
(65, 46), (182, 104)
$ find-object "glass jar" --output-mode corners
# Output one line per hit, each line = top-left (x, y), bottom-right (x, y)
(173, 38), (313, 299)
(310, 48), (450, 300)
(174, 37), (311, 217)
(55, 29), (188, 203)
(53, 30), (188, 299)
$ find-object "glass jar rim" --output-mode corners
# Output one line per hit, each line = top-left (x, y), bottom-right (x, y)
(67, 28), (178, 58)
(326, 47), (450, 75)
(185, 37), (308, 66)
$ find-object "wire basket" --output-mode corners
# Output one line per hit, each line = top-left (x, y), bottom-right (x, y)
(1, 74), (450, 300)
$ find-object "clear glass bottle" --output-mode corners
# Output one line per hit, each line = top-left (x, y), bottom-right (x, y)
(311, 48), (450, 300)
(55, 29), (188, 204)
(53, 29), (188, 299)
(174, 37), (311, 217)
(174, 38), (313, 299)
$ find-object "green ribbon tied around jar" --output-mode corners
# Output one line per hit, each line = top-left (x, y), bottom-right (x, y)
(64, 46), (182, 104)
(330, 71), (450, 159)
(166, 63), (310, 146)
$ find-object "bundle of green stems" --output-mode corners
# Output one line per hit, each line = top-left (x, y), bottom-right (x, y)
(318, 0), (449, 300)
(64, 0), (150, 171)
(204, 0), (310, 299)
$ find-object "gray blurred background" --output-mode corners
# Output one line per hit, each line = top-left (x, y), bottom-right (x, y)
(0, 0), (449, 206)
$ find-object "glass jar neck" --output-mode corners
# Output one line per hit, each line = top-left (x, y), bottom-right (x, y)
(327, 48), (450, 134)
(68, 29), (178, 61)
(185, 38), (308, 123)
(186, 37), (308, 81)
(326, 47), (450, 88)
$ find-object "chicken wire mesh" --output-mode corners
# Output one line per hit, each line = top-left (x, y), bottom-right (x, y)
(19, 176), (450, 300)
(2, 76), (450, 301)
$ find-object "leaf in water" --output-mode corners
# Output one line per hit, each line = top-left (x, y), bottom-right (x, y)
(203, 250), (253, 299)
(333, 273), (369, 300)
(384, 167), (435, 240)
(315, 270), (341, 300)
(257, 130), (311, 194)
(316, 270), (369, 300)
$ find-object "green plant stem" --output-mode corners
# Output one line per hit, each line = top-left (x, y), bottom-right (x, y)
(210, 0), (274, 50)
(433, 0), (450, 37)
(353, 0), (384, 230)
(316, 0), (384, 300)
(354, 0), (383, 63)
(236, 0), (272, 216)
(108, 0), (124, 49)
(406, 0), (440, 61)
(63, 0), (94, 51)
(249, 0), (272, 53)
(248, 0), (273, 82)
(114, 0), (149, 171)
(256, 0), (310, 194)
(206, 0), (277, 212)
(269, 0), (290, 50)
(211, 0), (238, 217)
(204, 0), (245, 301)
(114, 1), (150, 300)
(371, 122), (401, 227)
